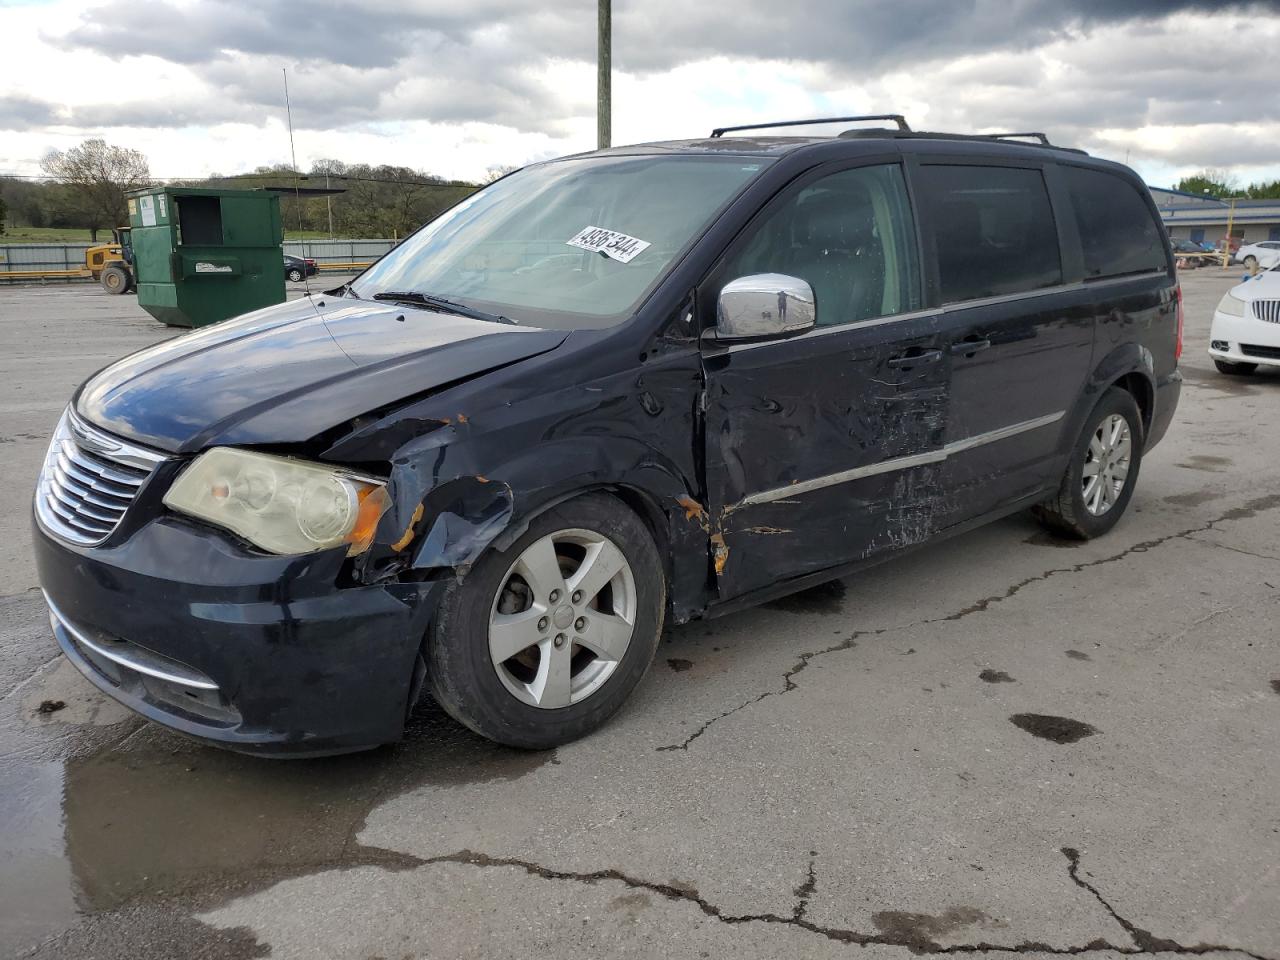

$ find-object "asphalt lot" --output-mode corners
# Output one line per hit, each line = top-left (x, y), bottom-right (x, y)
(0, 269), (1277, 960)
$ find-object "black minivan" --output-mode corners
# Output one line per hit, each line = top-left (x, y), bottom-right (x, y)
(33, 118), (1182, 755)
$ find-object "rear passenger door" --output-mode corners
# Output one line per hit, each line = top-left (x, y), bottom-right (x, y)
(700, 161), (950, 601)
(913, 161), (1096, 523)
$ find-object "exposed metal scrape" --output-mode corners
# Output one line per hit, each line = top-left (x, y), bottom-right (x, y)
(391, 504), (425, 552)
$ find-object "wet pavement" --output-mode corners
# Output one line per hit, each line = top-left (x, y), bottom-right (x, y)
(1, 272), (1277, 959)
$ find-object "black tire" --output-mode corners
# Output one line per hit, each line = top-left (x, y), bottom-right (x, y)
(287, 268), (304, 282)
(1214, 359), (1257, 375)
(426, 492), (665, 749)
(101, 265), (129, 295)
(1033, 387), (1144, 540)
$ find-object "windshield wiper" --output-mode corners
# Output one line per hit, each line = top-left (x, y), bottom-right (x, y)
(371, 291), (516, 325)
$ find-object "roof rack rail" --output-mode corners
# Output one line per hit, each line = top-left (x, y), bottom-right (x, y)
(710, 115), (910, 138)
(986, 132), (1051, 145)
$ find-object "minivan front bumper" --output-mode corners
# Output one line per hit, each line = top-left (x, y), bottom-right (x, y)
(34, 514), (440, 756)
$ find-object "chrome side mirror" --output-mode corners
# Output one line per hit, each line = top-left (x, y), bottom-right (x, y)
(716, 273), (816, 340)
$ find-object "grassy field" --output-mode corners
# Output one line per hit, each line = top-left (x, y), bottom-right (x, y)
(0, 226), (98, 244)
(2, 226), (339, 244)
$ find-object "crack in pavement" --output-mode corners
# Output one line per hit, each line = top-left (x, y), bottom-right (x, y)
(406, 845), (1273, 959)
(1060, 847), (1270, 960)
(1186, 536), (1280, 564)
(657, 494), (1280, 753)
(658, 630), (882, 751)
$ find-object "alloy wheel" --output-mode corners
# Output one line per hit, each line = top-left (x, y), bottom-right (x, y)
(488, 528), (636, 709)
(1082, 413), (1132, 516)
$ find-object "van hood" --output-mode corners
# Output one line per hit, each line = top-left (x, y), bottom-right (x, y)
(76, 295), (568, 453)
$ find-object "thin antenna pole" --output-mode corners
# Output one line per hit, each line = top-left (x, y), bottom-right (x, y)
(597, 0), (611, 150)
(282, 67), (312, 292)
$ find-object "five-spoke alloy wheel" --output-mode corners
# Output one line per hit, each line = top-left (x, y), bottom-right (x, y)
(489, 529), (637, 709)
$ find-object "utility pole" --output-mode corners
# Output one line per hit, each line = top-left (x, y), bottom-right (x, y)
(598, 0), (611, 150)
(1223, 196), (1240, 269)
(325, 171), (333, 239)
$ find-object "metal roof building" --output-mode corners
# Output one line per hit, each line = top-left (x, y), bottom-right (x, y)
(1150, 186), (1280, 245)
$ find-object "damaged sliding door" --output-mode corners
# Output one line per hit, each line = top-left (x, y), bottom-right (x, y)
(698, 161), (952, 601)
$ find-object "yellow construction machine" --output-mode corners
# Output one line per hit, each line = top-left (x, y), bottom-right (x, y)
(84, 227), (134, 294)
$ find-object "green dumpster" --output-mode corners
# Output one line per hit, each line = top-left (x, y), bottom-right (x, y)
(127, 187), (286, 328)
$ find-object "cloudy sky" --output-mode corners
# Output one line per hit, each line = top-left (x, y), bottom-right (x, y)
(2, 0), (1279, 188)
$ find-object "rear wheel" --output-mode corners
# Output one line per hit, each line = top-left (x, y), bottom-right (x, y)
(100, 265), (129, 294)
(426, 493), (665, 749)
(287, 268), (304, 282)
(1033, 387), (1143, 540)
(1214, 359), (1257, 375)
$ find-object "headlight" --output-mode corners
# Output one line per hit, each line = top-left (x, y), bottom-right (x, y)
(1216, 291), (1246, 317)
(163, 448), (389, 555)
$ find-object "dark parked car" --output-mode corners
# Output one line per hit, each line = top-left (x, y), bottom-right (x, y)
(34, 117), (1181, 755)
(284, 254), (318, 282)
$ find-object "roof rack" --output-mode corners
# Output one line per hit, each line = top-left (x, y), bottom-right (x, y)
(986, 132), (1051, 145)
(710, 114), (911, 138)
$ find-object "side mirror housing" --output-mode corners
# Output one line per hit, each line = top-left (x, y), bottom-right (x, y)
(716, 273), (816, 340)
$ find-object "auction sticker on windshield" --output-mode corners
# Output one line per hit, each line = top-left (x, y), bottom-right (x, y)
(567, 226), (651, 264)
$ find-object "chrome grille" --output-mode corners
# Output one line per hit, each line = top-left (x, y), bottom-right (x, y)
(36, 410), (167, 546)
(1252, 299), (1280, 323)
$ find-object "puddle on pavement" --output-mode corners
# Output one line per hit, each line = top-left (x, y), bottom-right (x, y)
(872, 905), (1000, 950)
(1162, 490), (1224, 508)
(1009, 713), (1098, 744)
(764, 578), (847, 615)
(1175, 454), (1234, 473)
(978, 669), (1015, 683)
(0, 699), (554, 955)
(1065, 649), (1092, 661)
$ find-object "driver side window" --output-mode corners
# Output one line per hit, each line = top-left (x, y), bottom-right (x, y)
(721, 164), (922, 327)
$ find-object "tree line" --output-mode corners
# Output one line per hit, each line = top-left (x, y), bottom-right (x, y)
(1174, 169), (1280, 200)
(1, 138), (484, 241)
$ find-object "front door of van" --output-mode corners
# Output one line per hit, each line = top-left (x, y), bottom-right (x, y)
(699, 162), (953, 602)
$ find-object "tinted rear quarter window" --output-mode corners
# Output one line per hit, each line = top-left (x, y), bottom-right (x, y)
(1062, 166), (1168, 278)
(919, 165), (1062, 304)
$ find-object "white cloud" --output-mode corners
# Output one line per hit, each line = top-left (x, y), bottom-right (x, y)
(3, 0), (1280, 186)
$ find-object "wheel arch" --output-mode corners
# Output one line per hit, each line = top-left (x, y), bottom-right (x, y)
(1061, 343), (1157, 455)
(371, 434), (713, 623)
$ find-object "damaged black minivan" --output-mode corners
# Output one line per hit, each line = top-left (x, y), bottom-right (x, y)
(34, 118), (1181, 754)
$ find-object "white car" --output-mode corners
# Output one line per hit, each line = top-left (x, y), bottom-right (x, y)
(1209, 265), (1280, 374)
(1234, 241), (1280, 270)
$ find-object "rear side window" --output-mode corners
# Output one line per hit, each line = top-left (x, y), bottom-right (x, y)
(918, 165), (1062, 303)
(1062, 167), (1167, 279)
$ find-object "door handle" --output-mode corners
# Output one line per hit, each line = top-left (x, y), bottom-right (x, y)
(950, 338), (992, 356)
(887, 349), (943, 369)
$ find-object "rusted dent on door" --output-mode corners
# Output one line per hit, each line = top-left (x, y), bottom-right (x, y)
(709, 533), (729, 575)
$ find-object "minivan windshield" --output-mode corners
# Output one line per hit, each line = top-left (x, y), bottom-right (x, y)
(350, 154), (770, 328)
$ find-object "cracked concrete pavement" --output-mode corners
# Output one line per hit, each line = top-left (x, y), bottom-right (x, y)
(1, 272), (1277, 959)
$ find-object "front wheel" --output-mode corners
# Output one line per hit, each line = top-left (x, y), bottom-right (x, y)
(1033, 387), (1144, 540)
(100, 265), (129, 294)
(426, 493), (665, 749)
(287, 268), (304, 282)
(1214, 359), (1257, 376)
